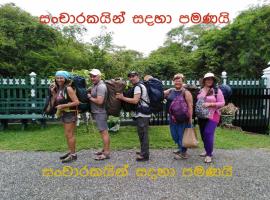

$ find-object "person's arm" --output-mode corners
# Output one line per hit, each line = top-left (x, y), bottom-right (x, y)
(89, 95), (105, 105)
(164, 88), (172, 98)
(204, 88), (225, 108)
(184, 90), (193, 124)
(56, 86), (79, 110)
(214, 88), (225, 108)
(49, 84), (57, 105)
(116, 86), (141, 104)
(88, 84), (106, 105)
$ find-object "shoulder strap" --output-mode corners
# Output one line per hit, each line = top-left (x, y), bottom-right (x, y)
(137, 83), (151, 105)
(214, 87), (218, 98)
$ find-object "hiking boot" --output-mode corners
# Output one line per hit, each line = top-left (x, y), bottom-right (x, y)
(59, 152), (70, 160)
(61, 154), (77, 163)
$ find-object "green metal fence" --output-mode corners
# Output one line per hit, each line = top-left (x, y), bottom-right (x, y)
(0, 72), (269, 133)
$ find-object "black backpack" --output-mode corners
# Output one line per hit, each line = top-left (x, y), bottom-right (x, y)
(218, 84), (232, 104)
(121, 82), (141, 112)
(68, 76), (91, 113)
(43, 88), (57, 116)
(183, 84), (200, 119)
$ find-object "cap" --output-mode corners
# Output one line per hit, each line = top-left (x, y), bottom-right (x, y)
(127, 71), (139, 77)
(89, 69), (101, 76)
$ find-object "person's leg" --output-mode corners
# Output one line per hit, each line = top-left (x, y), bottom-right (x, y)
(141, 117), (150, 158)
(169, 122), (179, 146)
(178, 123), (191, 153)
(64, 122), (76, 154)
(94, 113), (110, 158)
(136, 117), (144, 152)
(203, 120), (218, 157)
(100, 129), (110, 155)
(61, 121), (77, 163)
(198, 118), (207, 143)
(136, 117), (149, 159)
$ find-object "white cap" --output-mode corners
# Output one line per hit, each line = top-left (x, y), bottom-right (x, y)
(89, 69), (101, 76)
(203, 72), (215, 79)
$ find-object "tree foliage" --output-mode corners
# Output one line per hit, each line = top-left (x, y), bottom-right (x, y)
(0, 3), (270, 79)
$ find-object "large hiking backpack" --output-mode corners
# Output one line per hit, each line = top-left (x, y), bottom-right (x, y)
(43, 88), (57, 116)
(69, 75), (91, 113)
(143, 78), (164, 114)
(105, 79), (126, 117)
(169, 89), (189, 123)
(121, 78), (164, 114)
(218, 84), (232, 104)
(183, 84), (200, 119)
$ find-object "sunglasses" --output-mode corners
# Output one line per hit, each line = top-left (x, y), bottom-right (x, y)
(90, 75), (97, 78)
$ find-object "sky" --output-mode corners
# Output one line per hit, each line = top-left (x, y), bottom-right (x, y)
(0, 0), (267, 55)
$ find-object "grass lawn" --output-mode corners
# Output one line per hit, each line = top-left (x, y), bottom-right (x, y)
(0, 124), (269, 152)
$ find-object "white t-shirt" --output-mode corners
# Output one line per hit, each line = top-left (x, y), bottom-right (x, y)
(133, 84), (151, 118)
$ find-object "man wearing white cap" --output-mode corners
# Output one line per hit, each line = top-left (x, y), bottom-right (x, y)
(87, 69), (110, 160)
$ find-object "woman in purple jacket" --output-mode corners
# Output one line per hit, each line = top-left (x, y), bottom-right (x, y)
(197, 73), (225, 163)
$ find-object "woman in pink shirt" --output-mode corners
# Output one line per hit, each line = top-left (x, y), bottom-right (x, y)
(196, 73), (225, 163)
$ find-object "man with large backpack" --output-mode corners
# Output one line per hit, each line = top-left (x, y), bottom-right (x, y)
(116, 71), (151, 161)
(87, 69), (110, 160)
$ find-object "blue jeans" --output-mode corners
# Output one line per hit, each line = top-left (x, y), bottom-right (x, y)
(169, 121), (191, 153)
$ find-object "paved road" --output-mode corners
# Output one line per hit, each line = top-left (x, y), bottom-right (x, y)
(0, 149), (270, 200)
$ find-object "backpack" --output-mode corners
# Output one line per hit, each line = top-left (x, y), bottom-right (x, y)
(143, 78), (164, 114)
(195, 97), (210, 119)
(68, 75), (91, 113)
(121, 82), (142, 112)
(43, 88), (57, 116)
(218, 84), (232, 104)
(195, 85), (232, 119)
(183, 84), (200, 119)
(105, 79), (126, 117)
(122, 78), (164, 115)
(169, 89), (189, 123)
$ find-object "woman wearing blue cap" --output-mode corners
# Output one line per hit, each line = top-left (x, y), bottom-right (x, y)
(50, 71), (80, 163)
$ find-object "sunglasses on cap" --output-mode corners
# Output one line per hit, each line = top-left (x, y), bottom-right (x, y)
(128, 71), (138, 77)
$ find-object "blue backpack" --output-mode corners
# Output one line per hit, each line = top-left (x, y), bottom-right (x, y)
(143, 78), (164, 114)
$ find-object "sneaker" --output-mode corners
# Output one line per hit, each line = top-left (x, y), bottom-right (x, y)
(173, 150), (181, 154)
(59, 152), (70, 160)
(174, 152), (188, 160)
(62, 154), (77, 163)
(204, 156), (212, 163)
(199, 152), (207, 157)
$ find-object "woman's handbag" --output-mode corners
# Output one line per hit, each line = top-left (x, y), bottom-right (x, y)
(182, 127), (199, 148)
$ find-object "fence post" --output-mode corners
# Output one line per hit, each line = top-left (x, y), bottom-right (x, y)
(29, 72), (37, 111)
(262, 63), (270, 88)
(221, 71), (227, 85)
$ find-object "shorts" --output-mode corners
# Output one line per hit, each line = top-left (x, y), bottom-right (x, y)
(92, 113), (108, 132)
(60, 112), (77, 123)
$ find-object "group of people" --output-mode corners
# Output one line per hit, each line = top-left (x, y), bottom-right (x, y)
(51, 69), (224, 164)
